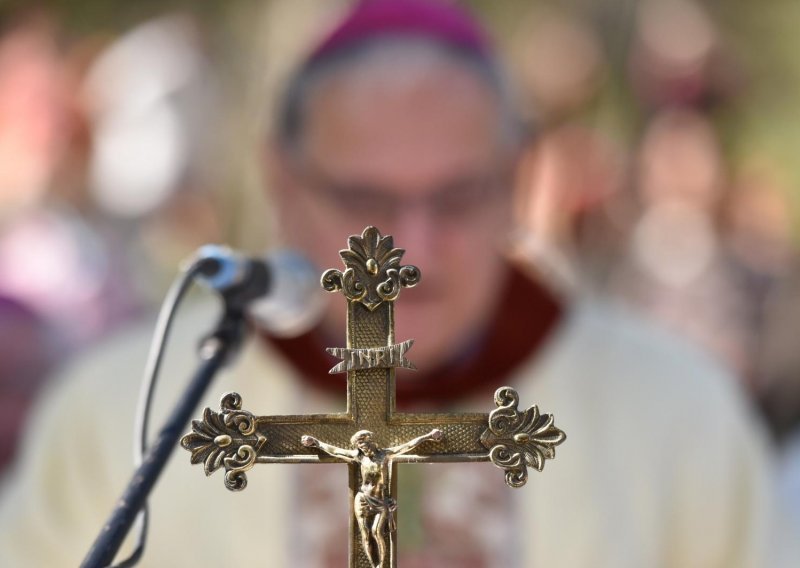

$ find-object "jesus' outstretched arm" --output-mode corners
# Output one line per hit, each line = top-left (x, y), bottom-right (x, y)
(301, 436), (359, 463)
(387, 429), (444, 457)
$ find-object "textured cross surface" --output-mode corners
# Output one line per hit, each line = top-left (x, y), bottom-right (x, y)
(181, 226), (566, 567)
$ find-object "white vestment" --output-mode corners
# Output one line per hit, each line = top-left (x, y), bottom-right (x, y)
(0, 296), (797, 567)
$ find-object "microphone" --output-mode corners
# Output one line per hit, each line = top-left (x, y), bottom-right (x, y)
(191, 245), (326, 337)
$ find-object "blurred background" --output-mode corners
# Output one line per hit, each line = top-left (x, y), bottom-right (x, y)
(1, 0), (800, 520)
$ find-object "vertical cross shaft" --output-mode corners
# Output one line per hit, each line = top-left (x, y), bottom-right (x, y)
(324, 227), (417, 567)
(346, 301), (396, 427)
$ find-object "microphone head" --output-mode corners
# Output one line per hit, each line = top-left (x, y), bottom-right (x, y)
(249, 249), (326, 338)
(192, 244), (247, 290)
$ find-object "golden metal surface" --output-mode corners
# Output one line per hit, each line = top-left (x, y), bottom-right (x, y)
(181, 226), (566, 567)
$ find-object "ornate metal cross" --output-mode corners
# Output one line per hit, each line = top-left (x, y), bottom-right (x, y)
(181, 226), (566, 567)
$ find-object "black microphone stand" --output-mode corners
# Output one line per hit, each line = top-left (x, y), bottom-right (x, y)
(80, 303), (248, 568)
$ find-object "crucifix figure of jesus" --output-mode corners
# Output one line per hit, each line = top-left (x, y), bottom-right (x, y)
(302, 428), (442, 568)
(181, 226), (566, 567)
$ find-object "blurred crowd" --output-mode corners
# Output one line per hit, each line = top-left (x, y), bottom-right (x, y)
(2, 0), (800, 526)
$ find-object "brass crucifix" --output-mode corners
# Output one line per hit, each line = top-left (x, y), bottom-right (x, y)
(181, 226), (566, 568)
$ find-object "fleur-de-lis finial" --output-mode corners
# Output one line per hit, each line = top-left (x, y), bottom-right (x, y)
(320, 226), (421, 310)
(480, 388), (566, 488)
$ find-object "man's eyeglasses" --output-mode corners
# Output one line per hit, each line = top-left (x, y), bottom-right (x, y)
(294, 162), (513, 225)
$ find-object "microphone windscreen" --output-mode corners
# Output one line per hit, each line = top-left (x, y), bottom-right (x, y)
(248, 250), (326, 338)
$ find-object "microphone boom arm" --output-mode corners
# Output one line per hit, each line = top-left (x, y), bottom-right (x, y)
(80, 304), (248, 568)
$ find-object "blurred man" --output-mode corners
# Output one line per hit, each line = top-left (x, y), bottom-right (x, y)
(0, 1), (796, 566)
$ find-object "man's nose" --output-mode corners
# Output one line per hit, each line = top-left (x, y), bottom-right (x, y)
(389, 201), (438, 269)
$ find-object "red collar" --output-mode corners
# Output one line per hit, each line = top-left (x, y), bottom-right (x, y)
(259, 264), (562, 410)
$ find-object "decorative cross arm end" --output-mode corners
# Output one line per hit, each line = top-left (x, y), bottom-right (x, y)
(480, 387), (566, 488)
(180, 392), (265, 492)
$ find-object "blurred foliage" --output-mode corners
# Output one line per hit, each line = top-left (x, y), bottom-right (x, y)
(471, 0), (800, 233)
(5, 0), (799, 233)
(2, 0), (209, 34)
